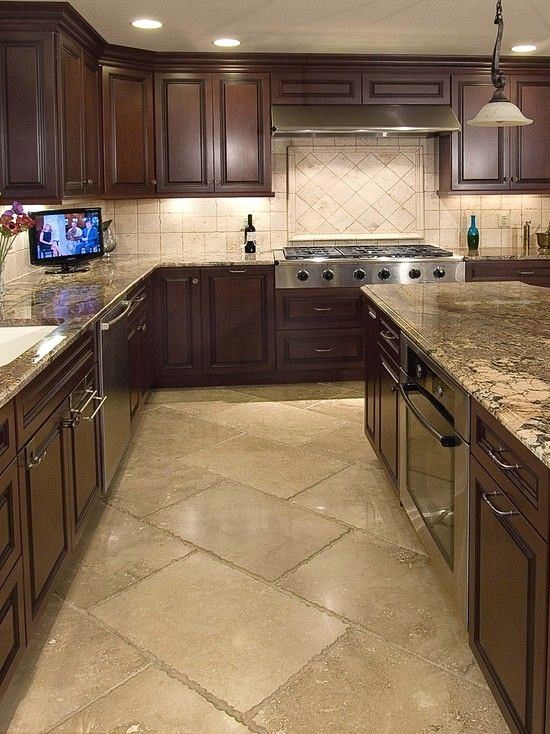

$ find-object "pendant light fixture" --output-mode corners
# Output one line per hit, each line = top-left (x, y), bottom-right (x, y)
(468, 1), (533, 127)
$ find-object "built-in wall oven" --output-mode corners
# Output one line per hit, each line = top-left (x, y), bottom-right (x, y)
(399, 335), (470, 624)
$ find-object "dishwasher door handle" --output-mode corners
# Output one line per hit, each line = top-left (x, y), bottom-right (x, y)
(100, 300), (132, 331)
(399, 383), (462, 448)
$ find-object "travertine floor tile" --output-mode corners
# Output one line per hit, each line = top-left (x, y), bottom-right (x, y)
(147, 386), (262, 417)
(55, 505), (191, 608)
(304, 421), (380, 466)
(280, 531), (482, 684)
(199, 400), (348, 445)
(232, 382), (345, 401)
(327, 380), (364, 397)
(109, 442), (222, 517)
(132, 406), (241, 457)
(50, 667), (249, 733)
(296, 397), (365, 424)
(253, 629), (509, 733)
(91, 553), (346, 712)
(0, 599), (146, 734)
(184, 433), (348, 498)
(293, 464), (425, 553)
(148, 480), (345, 580)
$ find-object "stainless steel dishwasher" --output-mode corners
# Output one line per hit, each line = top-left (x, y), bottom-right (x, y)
(99, 298), (132, 490)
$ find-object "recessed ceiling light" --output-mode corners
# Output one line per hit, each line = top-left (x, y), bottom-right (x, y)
(131, 18), (163, 29)
(511, 44), (537, 53)
(213, 38), (241, 48)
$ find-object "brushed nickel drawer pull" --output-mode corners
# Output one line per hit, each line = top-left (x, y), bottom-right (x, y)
(517, 271), (535, 276)
(315, 348), (333, 353)
(482, 491), (519, 517)
(368, 309), (377, 320)
(82, 395), (107, 421)
(380, 329), (398, 343)
(228, 269), (247, 274)
(72, 389), (97, 416)
(313, 306), (332, 312)
(26, 426), (60, 470)
(487, 446), (521, 472)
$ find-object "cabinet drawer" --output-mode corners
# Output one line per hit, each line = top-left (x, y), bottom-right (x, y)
(15, 331), (96, 447)
(0, 402), (16, 476)
(0, 460), (21, 589)
(465, 260), (550, 284)
(276, 289), (362, 330)
(0, 559), (26, 697)
(271, 70), (362, 104)
(378, 316), (401, 361)
(363, 72), (451, 104)
(471, 401), (550, 540)
(277, 329), (363, 370)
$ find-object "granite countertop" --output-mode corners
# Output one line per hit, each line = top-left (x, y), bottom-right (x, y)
(362, 281), (550, 468)
(0, 253), (275, 410)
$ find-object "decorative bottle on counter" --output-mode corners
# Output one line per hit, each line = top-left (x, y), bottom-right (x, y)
(244, 214), (256, 254)
(467, 214), (480, 252)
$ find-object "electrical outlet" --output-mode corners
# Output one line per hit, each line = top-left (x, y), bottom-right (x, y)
(498, 211), (511, 228)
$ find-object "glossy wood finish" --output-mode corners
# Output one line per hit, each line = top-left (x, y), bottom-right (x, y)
(276, 288), (362, 330)
(363, 71), (450, 104)
(81, 53), (102, 197)
(213, 73), (271, 194)
(510, 77), (550, 191)
(271, 70), (362, 104)
(0, 460), (21, 590)
(60, 36), (85, 197)
(155, 73), (214, 194)
(470, 455), (548, 734)
(20, 401), (71, 630)
(277, 328), (363, 371)
(0, 403), (16, 477)
(202, 266), (275, 374)
(364, 302), (377, 443)
(0, 559), (26, 698)
(0, 31), (58, 201)
(465, 260), (550, 287)
(102, 66), (155, 196)
(378, 348), (399, 484)
(128, 285), (151, 423)
(152, 268), (203, 379)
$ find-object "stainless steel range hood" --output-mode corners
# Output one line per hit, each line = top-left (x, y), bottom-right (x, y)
(271, 104), (461, 135)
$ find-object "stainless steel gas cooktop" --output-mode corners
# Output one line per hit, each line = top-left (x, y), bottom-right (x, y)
(274, 242), (465, 289)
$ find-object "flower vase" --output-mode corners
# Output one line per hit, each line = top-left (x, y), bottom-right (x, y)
(0, 258), (5, 299)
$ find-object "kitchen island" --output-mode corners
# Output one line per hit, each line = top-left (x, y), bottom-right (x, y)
(362, 280), (550, 734)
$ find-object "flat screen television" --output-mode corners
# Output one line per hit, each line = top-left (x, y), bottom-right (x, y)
(29, 207), (104, 273)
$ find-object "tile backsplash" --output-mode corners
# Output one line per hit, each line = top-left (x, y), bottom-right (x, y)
(4, 134), (550, 283)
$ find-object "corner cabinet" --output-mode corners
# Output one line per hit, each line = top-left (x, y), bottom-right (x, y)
(102, 66), (155, 197)
(213, 73), (272, 195)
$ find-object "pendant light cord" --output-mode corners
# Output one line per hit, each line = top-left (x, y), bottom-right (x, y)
(491, 0), (507, 96)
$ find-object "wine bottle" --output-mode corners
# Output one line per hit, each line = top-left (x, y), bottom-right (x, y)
(244, 214), (256, 254)
(467, 214), (479, 252)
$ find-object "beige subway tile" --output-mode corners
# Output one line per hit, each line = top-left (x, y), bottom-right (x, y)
(114, 200), (137, 215)
(439, 228), (460, 248)
(480, 229), (502, 247)
(137, 214), (160, 234)
(439, 209), (461, 228)
(115, 214), (138, 235)
(190, 198), (217, 216)
(138, 233), (161, 256)
(424, 192), (440, 212)
(137, 199), (160, 215)
(161, 212), (183, 233)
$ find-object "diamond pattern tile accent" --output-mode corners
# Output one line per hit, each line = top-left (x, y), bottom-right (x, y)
(288, 146), (424, 241)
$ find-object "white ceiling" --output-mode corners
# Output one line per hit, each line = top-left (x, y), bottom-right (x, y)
(28, 0), (550, 54)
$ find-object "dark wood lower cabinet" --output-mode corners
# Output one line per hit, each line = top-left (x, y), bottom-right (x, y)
(128, 291), (151, 423)
(378, 350), (399, 485)
(465, 260), (550, 287)
(0, 460), (21, 590)
(470, 456), (548, 734)
(0, 559), (26, 697)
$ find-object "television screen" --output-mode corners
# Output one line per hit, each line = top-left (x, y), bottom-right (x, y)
(29, 208), (104, 269)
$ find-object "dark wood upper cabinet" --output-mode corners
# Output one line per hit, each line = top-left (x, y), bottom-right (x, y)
(213, 73), (272, 194)
(439, 74), (509, 193)
(510, 77), (550, 191)
(469, 456), (548, 734)
(363, 71), (450, 104)
(155, 73), (214, 194)
(202, 266), (275, 374)
(81, 54), (102, 197)
(271, 70), (362, 104)
(0, 32), (59, 202)
(102, 66), (155, 197)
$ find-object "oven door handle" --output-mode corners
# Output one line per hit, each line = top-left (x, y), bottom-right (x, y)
(399, 383), (462, 448)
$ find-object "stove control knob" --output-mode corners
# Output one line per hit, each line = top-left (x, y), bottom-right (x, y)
(322, 269), (335, 281)
(378, 268), (391, 280)
(296, 270), (310, 282)
(409, 268), (422, 280)
(433, 267), (446, 279)
(353, 268), (367, 281)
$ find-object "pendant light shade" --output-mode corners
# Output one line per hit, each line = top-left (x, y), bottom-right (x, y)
(467, 1), (533, 128)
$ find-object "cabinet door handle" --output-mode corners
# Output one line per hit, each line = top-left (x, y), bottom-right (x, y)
(192, 278), (199, 285)
(380, 329), (398, 343)
(368, 308), (377, 320)
(482, 491), (519, 517)
(82, 395), (107, 421)
(486, 446), (521, 472)
(315, 347), (333, 353)
(313, 306), (332, 312)
(228, 269), (247, 274)
(72, 389), (97, 416)
(26, 424), (60, 470)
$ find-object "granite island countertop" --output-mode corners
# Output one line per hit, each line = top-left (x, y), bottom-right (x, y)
(0, 253), (275, 410)
(362, 281), (550, 468)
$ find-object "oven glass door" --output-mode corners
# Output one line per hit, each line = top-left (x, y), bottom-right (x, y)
(404, 386), (459, 569)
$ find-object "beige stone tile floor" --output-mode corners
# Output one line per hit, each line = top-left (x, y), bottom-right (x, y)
(0, 382), (510, 734)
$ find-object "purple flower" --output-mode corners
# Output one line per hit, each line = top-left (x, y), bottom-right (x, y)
(12, 201), (25, 215)
(2, 209), (14, 218)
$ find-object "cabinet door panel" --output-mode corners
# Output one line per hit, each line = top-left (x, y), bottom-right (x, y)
(0, 460), (20, 589)
(378, 351), (399, 486)
(213, 74), (271, 193)
(271, 70), (362, 104)
(470, 457), (547, 734)
(0, 32), (58, 201)
(60, 38), (85, 197)
(155, 74), (214, 193)
(364, 303), (377, 444)
(0, 559), (26, 697)
(511, 78), (550, 190)
(103, 67), (155, 196)
(153, 269), (203, 377)
(82, 55), (102, 196)
(363, 72), (450, 104)
(203, 267), (275, 373)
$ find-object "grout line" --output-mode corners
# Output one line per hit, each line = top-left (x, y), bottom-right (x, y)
(272, 527), (351, 583)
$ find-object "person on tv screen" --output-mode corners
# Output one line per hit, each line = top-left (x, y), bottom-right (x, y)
(66, 218), (82, 242)
(79, 219), (100, 254)
(38, 223), (59, 258)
